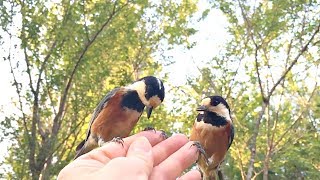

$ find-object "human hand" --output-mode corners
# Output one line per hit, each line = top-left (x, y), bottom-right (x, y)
(58, 131), (201, 180)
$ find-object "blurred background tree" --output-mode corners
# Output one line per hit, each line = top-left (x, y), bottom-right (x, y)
(0, 0), (319, 179)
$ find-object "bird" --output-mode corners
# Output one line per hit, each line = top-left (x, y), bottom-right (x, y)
(190, 95), (234, 180)
(74, 76), (165, 159)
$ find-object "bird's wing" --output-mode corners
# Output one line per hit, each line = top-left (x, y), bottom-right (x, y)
(228, 124), (234, 150)
(86, 87), (121, 141)
(75, 87), (121, 151)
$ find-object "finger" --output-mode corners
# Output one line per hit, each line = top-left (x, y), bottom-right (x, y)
(178, 170), (201, 180)
(152, 134), (188, 166)
(100, 137), (154, 179)
(78, 130), (165, 164)
(150, 141), (199, 179)
(78, 140), (129, 164)
(124, 130), (165, 147)
(126, 137), (154, 176)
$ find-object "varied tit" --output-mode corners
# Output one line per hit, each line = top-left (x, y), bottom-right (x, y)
(74, 76), (165, 159)
(190, 96), (234, 180)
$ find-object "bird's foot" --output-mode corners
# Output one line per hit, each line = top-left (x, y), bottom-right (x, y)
(98, 138), (106, 147)
(191, 141), (209, 164)
(144, 127), (168, 139)
(110, 137), (124, 147)
(143, 126), (156, 133)
(159, 129), (168, 139)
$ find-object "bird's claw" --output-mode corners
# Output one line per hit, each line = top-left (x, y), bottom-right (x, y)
(110, 137), (124, 147)
(159, 129), (168, 139)
(144, 127), (168, 139)
(143, 126), (156, 133)
(98, 138), (106, 147)
(191, 141), (209, 164)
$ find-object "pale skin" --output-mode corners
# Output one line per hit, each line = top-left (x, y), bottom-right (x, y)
(58, 131), (201, 180)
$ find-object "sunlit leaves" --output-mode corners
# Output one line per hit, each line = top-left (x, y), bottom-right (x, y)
(182, 0), (320, 179)
(1, 0), (199, 179)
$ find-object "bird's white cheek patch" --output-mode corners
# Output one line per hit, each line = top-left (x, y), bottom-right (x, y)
(208, 103), (231, 122)
(127, 81), (146, 92)
(201, 98), (211, 106)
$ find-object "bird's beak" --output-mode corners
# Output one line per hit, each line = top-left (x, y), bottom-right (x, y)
(196, 105), (207, 111)
(146, 106), (153, 119)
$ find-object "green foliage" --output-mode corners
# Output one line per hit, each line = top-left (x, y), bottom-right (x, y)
(1, 0), (319, 179)
(180, 0), (320, 179)
(0, 0), (198, 179)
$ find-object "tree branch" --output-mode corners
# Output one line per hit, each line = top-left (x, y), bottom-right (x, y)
(246, 102), (268, 179)
(252, 169), (264, 179)
(46, 117), (86, 163)
(35, 40), (57, 94)
(269, 81), (286, 150)
(8, 47), (30, 137)
(234, 141), (246, 179)
(272, 83), (317, 150)
(237, 2), (271, 179)
(226, 35), (248, 99)
(20, 3), (39, 178)
(82, 0), (90, 42)
(52, 0), (129, 134)
(254, 46), (266, 101)
(267, 23), (320, 99)
(242, 6), (320, 177)
(36, 0), (130, 174)
(23, 47), (36, 95)
(36, 41), (58, 140)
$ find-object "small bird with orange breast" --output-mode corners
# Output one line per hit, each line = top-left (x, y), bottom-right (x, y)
(74, 76), (165, 159)
(190, 96), (234, 180)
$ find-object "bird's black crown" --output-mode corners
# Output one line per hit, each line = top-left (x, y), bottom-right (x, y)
(210, 96), (230, 110)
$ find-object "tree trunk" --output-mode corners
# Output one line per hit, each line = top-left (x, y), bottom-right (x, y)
(39, 156), (52, 180)
(263, 149), (271, 180)
(246, 102), (268, 180)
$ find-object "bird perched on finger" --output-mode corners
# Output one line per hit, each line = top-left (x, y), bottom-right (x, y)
(74, 76), (165, 159)
(190, 96), (234, 180)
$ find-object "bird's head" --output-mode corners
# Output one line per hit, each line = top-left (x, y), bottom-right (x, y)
(128, 76), (165, 118)
(197, 96), (231, 120)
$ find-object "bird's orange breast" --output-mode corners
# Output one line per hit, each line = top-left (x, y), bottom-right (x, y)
(190, 120), (231, 168)
(91, 90), (143, 141)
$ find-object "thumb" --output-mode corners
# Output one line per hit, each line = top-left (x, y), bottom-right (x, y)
(126, 136), (154, 177)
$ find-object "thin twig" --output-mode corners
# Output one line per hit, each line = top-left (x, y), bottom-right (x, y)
(272, 83), (317, 149)
(267, 23), (320, 99)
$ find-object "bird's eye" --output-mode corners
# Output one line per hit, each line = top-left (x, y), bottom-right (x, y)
(212, 100), (219, 106)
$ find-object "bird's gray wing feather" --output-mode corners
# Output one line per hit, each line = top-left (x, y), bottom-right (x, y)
(228, 124), (234, 150)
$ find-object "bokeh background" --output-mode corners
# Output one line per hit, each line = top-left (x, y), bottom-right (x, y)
(0, 0), (319, 179)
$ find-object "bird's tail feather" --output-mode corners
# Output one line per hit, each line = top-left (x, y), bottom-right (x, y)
(217, 169), (224, 180)
(203, 174), (217, 180)
(74, 140), (88, 159)
(76, 140), (85, 152)
(203, 169), (217, 180)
